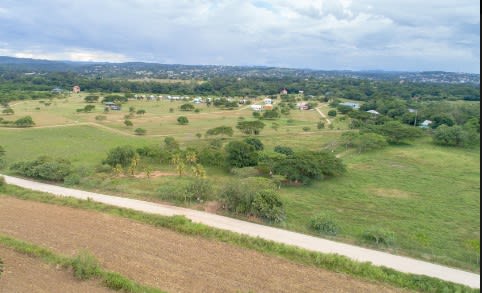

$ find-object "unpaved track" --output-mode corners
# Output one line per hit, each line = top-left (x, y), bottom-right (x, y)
(0, 246), (112, 293)
(3, 175), (481, 289)
(0, 197), (404, 293)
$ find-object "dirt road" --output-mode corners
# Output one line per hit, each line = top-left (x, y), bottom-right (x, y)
(0, 197), (403, 293)
(0, 246), (112, 293)
(2, 174), (480, 289)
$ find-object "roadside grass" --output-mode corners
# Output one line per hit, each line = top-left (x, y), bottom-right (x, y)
(0, 187), (478, 293)
(281, 140), (480, 272)
(0, 234), (164, 293)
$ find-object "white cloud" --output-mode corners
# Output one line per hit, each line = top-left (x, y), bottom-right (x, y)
(0, 0), (479, 72)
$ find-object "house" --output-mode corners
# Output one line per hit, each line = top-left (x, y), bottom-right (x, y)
(339, 102), (360, 110)
(420, 120), (433, 129)
(72, 86), (81, 94)
(366, 110), (380, 115)
(299, 90), (305, 95)
(264, 98), (273, 105)
(297, 102), (309, 110)
(51, 87), (63, 94)
(104, 102), (121, 111)
(280, 88), (288, 95)
(251, 105), (262, 111)
(264, 104), (274, 111)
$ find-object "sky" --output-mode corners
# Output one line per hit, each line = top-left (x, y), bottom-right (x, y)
(0, 0), (479, 73)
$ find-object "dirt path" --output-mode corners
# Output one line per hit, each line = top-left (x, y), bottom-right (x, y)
(315, 107), (332, 125)
(2, 175), (480, 289)
(0, 197), (404, 293)
(0, 246), (112, 293)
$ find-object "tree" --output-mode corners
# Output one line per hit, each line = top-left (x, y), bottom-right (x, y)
(83, 105), (96, 113)
(274, 146), (294, 156)
(84, 95), (99, 103)
(433, 125), (469, 147)
(103, 146), (137, 168)
(337, 105), (353, 114)
(244, 137), (264, 151)
(14, 116), (35, 128)
(0, 146), (5, 169)
(354, 133), (388, 153)
(262, 110), (280, 120)
(136, 109), (146, 116)
(252, 190), (285, 223)
(177, 116), (189, 125)
(328, 110), (337, 117)
(180, 103), (195, 111)
(368, 121), (423, 144)
(206, 126), (234, 138)
(164, 137), (180, 151)
(2, 108), (14, 115)
(225, 141), (259, 168)
(431, 115), (455, 129)
(236, 120), (266, 135)
(135, 128), (147, 135)
(317, 121), (326, 129)
(124, 120), (133, 127)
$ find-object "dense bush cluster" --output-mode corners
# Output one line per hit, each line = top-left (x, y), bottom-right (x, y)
(10, 156), (72, 181)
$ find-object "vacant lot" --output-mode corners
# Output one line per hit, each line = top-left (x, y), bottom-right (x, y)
(0, 246), (112, 293)
(0, 196), (404, 293)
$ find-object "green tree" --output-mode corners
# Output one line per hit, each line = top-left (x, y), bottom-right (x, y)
(236, 120), (266, 135)
(103, 146), (137, 168)
(124, 120), (133, 127)
(136, 109), (146, 115)
(433, 125), (469, 147)
(2, 108), (14, 115)
(134, 128), (147, 135)
(180, 103), (195, 111)
(225, 141), (259, 168)
(84, 95), (99, 103)
(14, 116), (35, 128)
(368, 121), (423, 144)
(177, 116), (189, 125)
(252, 190), (285, 223)
(206, 126), (234, 138)
(244, 137), (264, 151)
(0, 146), (6, 169)
(328, 110), (337, 117)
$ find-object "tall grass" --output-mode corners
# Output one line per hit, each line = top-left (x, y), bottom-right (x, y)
(1, 186), (478, 293)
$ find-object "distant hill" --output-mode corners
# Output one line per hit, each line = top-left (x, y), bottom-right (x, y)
(0, 56), (479, 84)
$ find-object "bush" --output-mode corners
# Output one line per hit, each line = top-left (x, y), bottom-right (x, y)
(103, 146), (137, 168)
(14, 116), (35, 127)
(225, 141), (259, 168)
(244, 137), (264, 151)
(274, 146), (294, 156)
(177, 116), (189, 125)
(95, 115), (107, 121)
(134, 128), (146, 135)
(362, 227), (396, 246)
(185, 179), (213, 202)
(310, 214), (340, 236)
(303, 127), (311, 132)
(10, 157), (72, 181)
(328, 110), (337, 117)
(252, 190), (285, 223)
(72, 251), (100, 280)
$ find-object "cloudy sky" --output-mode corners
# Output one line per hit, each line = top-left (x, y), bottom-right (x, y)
(0, 0), (479, 72)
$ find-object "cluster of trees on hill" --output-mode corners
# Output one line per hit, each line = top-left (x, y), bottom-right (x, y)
(0, 70), (479, 105)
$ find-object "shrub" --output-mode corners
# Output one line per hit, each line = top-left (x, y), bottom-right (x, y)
(124, 120), (133, 127)
(177, 116), (189, 125)
(10, 157), (72, 182)
(14, 116), (35, 127)
(225, 141), (259, 168)
(310, 213), (340, 236)
(362, 227), (396, 246)
(72, 251), (100, 280)
(328, 110), (337, 117)
(180, 103), (195, 111)
(95, 115), (107, 121)
(134, 128), (147, 135)
(252, 190), (285, 223)
(103, 146), (137, 168)
(303, 127), (311, 132)
(274, 146), (294, 156)
(317, 121), (326, 129)
(185, 179), (213, 202)
(244, 137), (264, 151)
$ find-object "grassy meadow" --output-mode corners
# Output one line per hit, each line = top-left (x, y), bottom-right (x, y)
(0, 94), (480, 272)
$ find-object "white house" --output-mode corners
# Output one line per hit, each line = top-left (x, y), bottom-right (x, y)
(367, 110), (381, 115)
(251, 105), (262, 111)
(420, 120), (433, 128)
(264, 98), (273, 105)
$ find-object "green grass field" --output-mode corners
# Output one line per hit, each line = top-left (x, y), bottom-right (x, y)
(1, 95), (479, 272)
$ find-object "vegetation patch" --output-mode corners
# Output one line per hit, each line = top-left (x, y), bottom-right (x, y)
(1, 187), (478, 293)
(0, 234), (165, 293)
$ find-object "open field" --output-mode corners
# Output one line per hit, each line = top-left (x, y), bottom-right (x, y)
(0, 94), (479, 272)
(0, 246), (113, 293)
(0, 196), (406, 293)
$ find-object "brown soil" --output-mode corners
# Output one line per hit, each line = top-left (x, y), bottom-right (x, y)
(0, 246), (112, 293)
(0, 197), (406, 293)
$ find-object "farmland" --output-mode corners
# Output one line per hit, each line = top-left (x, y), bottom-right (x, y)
(0, 90), (480, 274)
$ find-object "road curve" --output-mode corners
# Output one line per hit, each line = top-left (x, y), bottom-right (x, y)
(2, 174), (480, 289)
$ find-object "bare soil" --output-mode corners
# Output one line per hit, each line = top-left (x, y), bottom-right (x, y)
(0, 197), (406, 293)
(0, 246), (112, 293)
